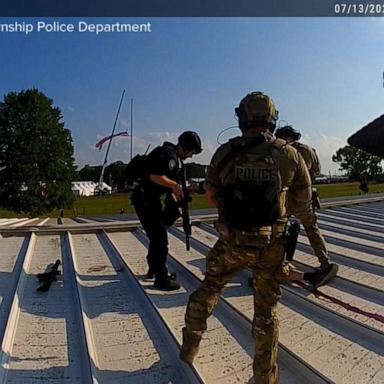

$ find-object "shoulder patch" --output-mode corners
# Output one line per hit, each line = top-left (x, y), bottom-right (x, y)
(168, 159), (177, 171)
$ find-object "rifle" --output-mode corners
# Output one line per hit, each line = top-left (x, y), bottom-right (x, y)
(37, 259), (61, 292)
(179, 160), (192, 250)
(284, 220), (301, 262)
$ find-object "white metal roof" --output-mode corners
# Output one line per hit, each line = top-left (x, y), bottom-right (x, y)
(0, 195), (383, 383)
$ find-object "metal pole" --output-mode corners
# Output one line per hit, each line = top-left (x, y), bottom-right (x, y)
(130, 98), (133, 160)
(98, 90), (126, 190)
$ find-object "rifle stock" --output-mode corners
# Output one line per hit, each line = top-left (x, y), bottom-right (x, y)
(180, 160), (191, 251)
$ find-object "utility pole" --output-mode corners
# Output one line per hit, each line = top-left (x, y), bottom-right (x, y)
(130, 98), (134, 160)
(98, 90), (125, 193)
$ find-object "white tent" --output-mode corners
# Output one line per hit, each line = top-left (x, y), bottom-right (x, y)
(71, 183), (83, 197)
(71, 181), (111, 197)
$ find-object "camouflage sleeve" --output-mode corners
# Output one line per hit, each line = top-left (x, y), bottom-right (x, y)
(294, 143), (313, 172)
(311, 148), (321, 175)
(203, 142), (233, 192)
(290, 152), (312, 203)
(299, 144), (321, 176)
(203, 148), (222, 193)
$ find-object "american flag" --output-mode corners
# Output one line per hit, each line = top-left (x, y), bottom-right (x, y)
(95, 131), (130, 150)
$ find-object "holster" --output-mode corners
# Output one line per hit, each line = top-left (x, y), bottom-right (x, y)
(283, 219), (300, 262)
(163, 200), (181, 226)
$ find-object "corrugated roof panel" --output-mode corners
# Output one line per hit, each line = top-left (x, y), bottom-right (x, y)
(0, 196), (382, 383)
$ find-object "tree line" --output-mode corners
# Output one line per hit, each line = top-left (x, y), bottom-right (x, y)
(0, 88), (382, 215)
(332, 146), (383, 182)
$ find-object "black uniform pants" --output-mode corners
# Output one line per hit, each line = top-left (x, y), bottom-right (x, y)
(131, 189), (179, 277)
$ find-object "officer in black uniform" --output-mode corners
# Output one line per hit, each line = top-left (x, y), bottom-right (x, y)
(131, 131), (202, 290)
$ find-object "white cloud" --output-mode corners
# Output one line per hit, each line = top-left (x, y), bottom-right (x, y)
(148, 131), (179, 143)
(67, 106), (75, 112)
(301, 134), (347, 175)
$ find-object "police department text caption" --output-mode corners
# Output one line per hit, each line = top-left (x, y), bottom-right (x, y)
(0, 21), (152, 35)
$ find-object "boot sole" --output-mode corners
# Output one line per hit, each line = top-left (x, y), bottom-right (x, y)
(153, 283), (181, 291)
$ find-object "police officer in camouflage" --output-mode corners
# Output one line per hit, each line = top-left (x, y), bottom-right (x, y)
(131, 131), (202, 291)
(180, 92), (313, 383)
(275, 126), (338, 282)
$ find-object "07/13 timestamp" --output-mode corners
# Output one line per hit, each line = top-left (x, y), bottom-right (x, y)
(334, 3), (384, 14)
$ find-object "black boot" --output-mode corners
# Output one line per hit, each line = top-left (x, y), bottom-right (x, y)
(154, 273), (181, 291)
(146, 268), (155, 279)
(305, 263), (339, 288)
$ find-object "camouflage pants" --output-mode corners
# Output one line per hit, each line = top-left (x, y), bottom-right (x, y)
(184, 230), (288, 383)
(288, 201), (329, 268)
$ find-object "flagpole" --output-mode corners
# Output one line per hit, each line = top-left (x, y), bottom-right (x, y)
(130, 98), (133, 160)
(98, 89), (125, 193)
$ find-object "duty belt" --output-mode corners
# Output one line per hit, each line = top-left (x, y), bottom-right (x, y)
(216, 221), (286, 238)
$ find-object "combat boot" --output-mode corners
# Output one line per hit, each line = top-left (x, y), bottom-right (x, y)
(254, 366), (278, 384)
(305, 263), (338, 288)
(179, 327), (202, 364)
(154, 273), (181, 291)
(146, 268), (155, 279)
(320, 260), (330, 269)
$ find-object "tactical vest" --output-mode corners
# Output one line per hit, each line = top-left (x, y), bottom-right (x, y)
(217, 136), (285, 231)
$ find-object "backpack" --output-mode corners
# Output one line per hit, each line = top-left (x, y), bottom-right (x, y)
(124, 154), (149, 190)
(293, 142), (321, 176)
(218, 137), (283, 230)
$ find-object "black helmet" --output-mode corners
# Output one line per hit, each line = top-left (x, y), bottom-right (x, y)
(178, 131), (202, 154)
(235, 91), (279, 132)
(275, 125), (301, 141)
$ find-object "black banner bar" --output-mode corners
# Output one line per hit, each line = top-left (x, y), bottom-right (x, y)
(1, 1), (383, 17)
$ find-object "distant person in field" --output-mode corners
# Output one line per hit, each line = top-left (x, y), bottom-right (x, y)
(359, 177), (369, 194)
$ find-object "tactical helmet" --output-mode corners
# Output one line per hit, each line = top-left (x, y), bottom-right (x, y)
(275, 125), (301, 141)
(235, 91), (279, 132)
(178, 131), (202, 154)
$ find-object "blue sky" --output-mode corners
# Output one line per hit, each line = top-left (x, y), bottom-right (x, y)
(1, 17), (383, 174)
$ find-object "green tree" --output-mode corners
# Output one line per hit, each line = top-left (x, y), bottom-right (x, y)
(0, 88), (76, 215)
(106, 161), (127, 191)
(332, 145), (383, 181)
(78, 164), (102, 182)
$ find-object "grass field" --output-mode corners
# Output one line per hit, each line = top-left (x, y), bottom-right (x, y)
(316, 182), (384, 198)
(1, 182), (383, 218)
